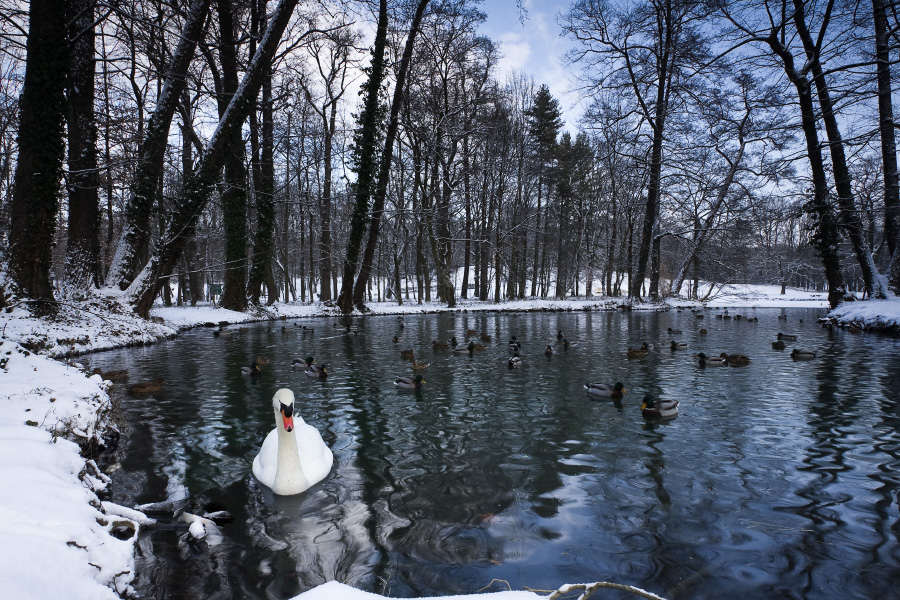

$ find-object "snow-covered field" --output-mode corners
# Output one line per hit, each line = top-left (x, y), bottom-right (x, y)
(0, 284), (896, 600)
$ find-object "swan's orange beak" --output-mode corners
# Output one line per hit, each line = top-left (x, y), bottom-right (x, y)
(280, 405), (294, 432)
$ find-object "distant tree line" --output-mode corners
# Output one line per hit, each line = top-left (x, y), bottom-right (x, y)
(1, 0), (898, 317)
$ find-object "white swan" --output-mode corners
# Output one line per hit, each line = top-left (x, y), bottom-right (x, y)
(251, 388), (333, 495)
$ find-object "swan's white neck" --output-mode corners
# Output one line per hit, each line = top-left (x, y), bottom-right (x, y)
(272, 408), (310, 495)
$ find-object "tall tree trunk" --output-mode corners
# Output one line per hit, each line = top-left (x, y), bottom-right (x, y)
(8, 0), (68, 312)
(129, 0), (300, 317)
(319, 98), (337, 302)
(336, 0), (389, 313)
(872, 0), (900, 292)
(106, 0), (211, 290)
(248, 0), (277, 305)
(65, 0), (101, 292)
(351, 0), (431, 311)
(767, 36), (846, 308)
(215, 0), (249, 311)
(792, 0), (887, 299)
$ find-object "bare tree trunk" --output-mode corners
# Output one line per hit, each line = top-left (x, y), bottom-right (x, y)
(793, 0), (887, 299)
(872, 0), (900, 293)
(248, 0), (277, 305)
(8, 0), (68, 312)
(129, 0), (301, 317)
(351, 0), (431, 311)
(65, 0), (101, 292)
(106, 0), (211, 291)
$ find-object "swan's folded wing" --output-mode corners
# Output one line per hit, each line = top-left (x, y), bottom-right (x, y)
(251, 429), (279, 487)
(294, 424), (334, 486)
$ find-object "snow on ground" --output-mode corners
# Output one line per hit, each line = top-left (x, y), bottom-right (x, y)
(294, 581), (542, 600)
(827, 299), (900, 332)
(0, 283), (896, 600)
(0, 338), (152, 600)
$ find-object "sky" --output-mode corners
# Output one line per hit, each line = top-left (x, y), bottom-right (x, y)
(477, 0), (582, 132)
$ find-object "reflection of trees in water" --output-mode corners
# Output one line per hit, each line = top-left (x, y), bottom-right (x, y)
(773, 341), (899, 597)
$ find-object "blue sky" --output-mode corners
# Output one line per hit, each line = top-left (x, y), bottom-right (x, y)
(477, 0), (581, 131)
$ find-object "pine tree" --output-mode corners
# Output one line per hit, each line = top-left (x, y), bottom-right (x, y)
(525, 84), (562, 297)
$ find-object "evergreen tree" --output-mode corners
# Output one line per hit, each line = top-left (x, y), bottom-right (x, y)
(525, 84), (562, 297)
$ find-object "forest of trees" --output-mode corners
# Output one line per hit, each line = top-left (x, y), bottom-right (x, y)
(1, 0), (899, 318)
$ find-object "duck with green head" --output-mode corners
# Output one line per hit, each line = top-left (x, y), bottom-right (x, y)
(584, 381), (626, 398)
(300, 356), (327, 378)
(697, 352), (726, 367)
(395, 374), (425, 389)
(641, 394), (679, 418)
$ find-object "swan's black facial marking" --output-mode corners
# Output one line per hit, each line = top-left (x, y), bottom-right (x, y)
(281, 402), (293, 418)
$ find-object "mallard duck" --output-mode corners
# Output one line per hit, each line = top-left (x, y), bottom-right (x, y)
(398, 316), (405, 329)
(213, 328), (232, 338)
(734, 314), (743, 321)
(470, 342), (486, 351)
(670, 340), (687, 350)
(667, 327), (682, 335)
(242, 362), (262, 376)
(508, 353), (522, 368)
(465, 328), (477, 336)
(451, 336), (460, 348)
(777, 332), (797, 341)
(699, 328), (708, 335)
(334, 323), (358, 335)
(641, 394), (679, 418)
(720, 352), (751, 366)
(454, 341), (476, 355)
(627, 346), (649, 358)
(641, 342), (654, 351)
(697, 352), (726, 367)
(92, 368), (128, 382)
(508, 336), (521, 350)
(557, 330), (564, 340)
(746, 317), (758, 322)
(562, 338), (574, 350)
(772, 340), (786, 350)
(480, 333), (492, 342)
(304, 357), (328, 378)
(544, 344), (554, 357)
(394, 374), (425, 389)
(291, 357), (306, 368)
(791, 348), (816, 360)
(411, 360), (430, 371)
(127, 377), (165, 394)
(695, 313), (704, 319)
(432, 339), (450, 349)
(778, 314), (787, 320)
(400, 348), (415, 360)
(584, 382), (626, 398)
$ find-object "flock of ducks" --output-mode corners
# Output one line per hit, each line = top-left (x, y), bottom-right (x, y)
(96, 309), (823, 435)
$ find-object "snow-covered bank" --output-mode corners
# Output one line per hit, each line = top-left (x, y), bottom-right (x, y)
(825, 299), (900, 335)
(0, 339), (152, 599)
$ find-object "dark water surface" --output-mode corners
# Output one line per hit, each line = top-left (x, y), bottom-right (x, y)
(88, 308), (900, 599)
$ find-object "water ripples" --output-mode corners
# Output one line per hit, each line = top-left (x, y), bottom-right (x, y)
(87, 309), (900, 599)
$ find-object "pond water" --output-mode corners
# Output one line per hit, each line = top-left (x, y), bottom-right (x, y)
(87, 308), (900, 600)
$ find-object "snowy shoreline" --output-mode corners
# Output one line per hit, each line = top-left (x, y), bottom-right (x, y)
(1, 285), (897, 600)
